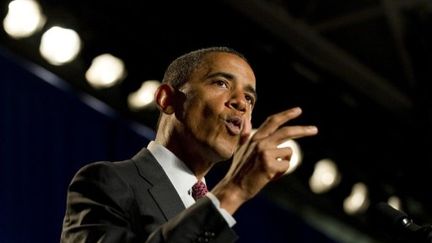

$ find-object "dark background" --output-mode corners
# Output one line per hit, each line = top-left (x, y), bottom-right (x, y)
(1, 0), (432, 242)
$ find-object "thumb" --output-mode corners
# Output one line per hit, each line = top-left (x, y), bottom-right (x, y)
(240, 118), (252, 145)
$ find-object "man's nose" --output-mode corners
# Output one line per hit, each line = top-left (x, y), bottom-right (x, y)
(228, 92), (247, 112)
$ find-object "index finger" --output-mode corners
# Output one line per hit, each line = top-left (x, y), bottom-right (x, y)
(253, 107), (302, 140)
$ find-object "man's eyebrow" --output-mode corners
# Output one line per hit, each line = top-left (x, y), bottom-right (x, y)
(207, 72), (234, 80)
(207, 72), (257, 100)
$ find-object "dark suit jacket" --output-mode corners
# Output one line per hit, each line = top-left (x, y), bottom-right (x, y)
(61, 147), (237, 242)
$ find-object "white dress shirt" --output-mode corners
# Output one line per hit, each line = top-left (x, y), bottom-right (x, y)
(147, 141), (236, 227)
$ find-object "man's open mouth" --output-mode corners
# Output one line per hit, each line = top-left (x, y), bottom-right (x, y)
(225, 116), (242, 135)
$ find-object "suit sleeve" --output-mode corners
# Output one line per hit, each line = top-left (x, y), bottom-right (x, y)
(148, 197), (238, 243)
(60, 162), (238, 243)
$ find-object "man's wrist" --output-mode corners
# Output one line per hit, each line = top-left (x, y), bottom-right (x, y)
(210, 181), (248, 215)
(206, 192), (237, 227)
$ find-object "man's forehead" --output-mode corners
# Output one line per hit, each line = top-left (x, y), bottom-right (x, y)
(201, 53), (254, 77)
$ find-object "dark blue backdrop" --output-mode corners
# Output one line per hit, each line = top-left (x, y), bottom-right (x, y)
(0, 46), (337, 243)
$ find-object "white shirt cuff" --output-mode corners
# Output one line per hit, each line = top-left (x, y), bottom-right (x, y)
(206, 192), (236, 227)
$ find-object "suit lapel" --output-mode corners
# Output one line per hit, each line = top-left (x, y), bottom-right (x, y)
(148, 182), (185, 220)
(132, 147), (185, 220)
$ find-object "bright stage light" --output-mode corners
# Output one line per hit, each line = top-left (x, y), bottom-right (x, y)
(39, 26), (81, 65)
(277, 139), (303, 174)
(309, 158), (341, 194)
(343, 182), (369, 215)
(3, 0), (46, 39)
(85, 54), (126, 89)
(128, 80), (161, 110)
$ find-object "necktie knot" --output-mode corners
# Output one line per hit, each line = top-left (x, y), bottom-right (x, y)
(191, 180), (208, 201)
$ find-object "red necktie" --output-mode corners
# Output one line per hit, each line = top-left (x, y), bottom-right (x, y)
(191, 180), (208, 200)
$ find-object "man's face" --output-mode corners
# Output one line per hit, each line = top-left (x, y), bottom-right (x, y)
(176, 52), (256, 161)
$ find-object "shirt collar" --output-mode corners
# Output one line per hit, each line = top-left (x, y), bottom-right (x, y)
(147, 141), (204, 200)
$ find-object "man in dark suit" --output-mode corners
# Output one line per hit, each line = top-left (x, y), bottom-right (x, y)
(60, 46), (318, 242)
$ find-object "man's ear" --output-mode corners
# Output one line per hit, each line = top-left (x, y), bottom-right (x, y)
(155, 84), (175, 114)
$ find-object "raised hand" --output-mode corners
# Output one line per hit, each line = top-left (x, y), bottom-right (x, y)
(212, 107), (318, 214)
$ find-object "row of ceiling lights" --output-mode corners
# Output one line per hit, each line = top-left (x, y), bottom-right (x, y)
(3, 0), (404, 219)
(273, 136), (402, 216)
(2, 0), (160, 110)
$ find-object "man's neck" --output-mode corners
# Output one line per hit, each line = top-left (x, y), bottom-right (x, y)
(154, 134), (215, 180)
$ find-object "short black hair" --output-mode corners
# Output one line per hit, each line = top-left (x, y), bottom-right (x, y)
(162, 46), (249, 88)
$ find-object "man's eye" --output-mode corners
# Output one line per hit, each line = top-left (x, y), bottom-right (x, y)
(245, 95), (255, 105)
(214, 80), (228, 88)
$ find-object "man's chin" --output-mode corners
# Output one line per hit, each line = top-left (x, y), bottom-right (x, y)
(206, 137), (239, 162)
(216, 145), (237, 161)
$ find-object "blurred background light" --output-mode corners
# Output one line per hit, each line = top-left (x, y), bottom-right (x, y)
(85, 53), (126, 89)
(128, 80), (161, 110)
(309, 158), (341, 194)
(39, 26), (81, 65)
(3, 0), (46, 39)
(343, 182), (369, 215)
(277, 139), (303, 174)
(387, 195), (402, 211)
